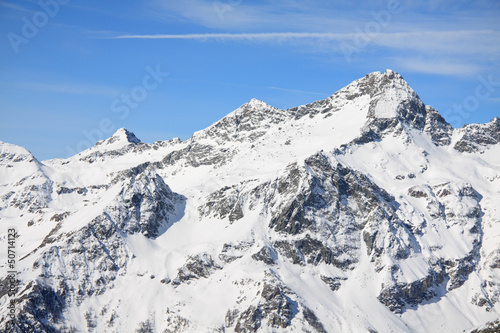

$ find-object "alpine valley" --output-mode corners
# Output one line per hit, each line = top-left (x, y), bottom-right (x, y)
(1, 70), (500, 333)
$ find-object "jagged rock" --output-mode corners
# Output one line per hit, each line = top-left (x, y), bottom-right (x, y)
(161, 143), (234, 168)
(107, 168), (185, 238)
(302, 307), (328, 333)
(470, 319), (500, 333)
(423, 106), (453, 146)
(9, 180), (53, 213)
(1, 70), (499, 333)
(225, 309), (240, 328)
(445, 255), (476, 290)
(50, 212), (70, 222)
(57, 186), (87, 195)
(199, 183), (247, 223)
(234, 282), (296, 332)
(251, 246), (276, 265)
(234, 306), (262, 333)
(260, 283), (295, 328)
(172, 254), (222, 286)
(320, 276), (346, 292)
(408, 186), (429, 198)
(378, 269), (444, 313)
(219, 241), (253, 263)
(454, 118), (500, 153)
(194, 99), (288, 146)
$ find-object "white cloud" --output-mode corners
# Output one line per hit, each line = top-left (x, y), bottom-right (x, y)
(118, 0), (500, 77)
(150, 0), (500, 34)
(371, 30), (500, 56)
(110, 29), (500, 76)
(393, 57), (483, 76)
(149, 0), (366, 32)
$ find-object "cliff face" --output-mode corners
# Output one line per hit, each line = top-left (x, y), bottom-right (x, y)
(1, 70), (499, 333)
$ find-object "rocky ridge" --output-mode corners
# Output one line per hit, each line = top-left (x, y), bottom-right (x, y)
(0, 70), (499, 332)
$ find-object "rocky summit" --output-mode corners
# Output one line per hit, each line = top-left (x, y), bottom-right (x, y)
(1, 70), (500, 333)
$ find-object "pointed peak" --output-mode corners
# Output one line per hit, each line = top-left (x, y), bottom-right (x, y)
(231, 98), (278, 117)
(334, 69), (414, 101)
(94, 128), (141, 149)
(242, 98), (270, 109)
(110, 128), (141, 144)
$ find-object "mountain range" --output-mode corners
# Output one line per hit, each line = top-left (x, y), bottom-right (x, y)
(1, 70), (499, 332)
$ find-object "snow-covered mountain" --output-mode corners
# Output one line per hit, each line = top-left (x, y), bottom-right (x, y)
(1, 70), (500, 333)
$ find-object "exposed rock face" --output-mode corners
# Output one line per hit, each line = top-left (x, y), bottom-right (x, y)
(424, 105), (454, 146)
(172, 254), (222, 286)
(378, 270), (445, 313)
(1, 164), (184, 332)
(251, 246), (276, 266)
(234, 283), (295, 331)
(320, 275), (346, 292)
(470, 319), (500, 333)
(454, 117), (500, 153)
(230, 280), (327, 333)
(107, 168), (184, 238)
(198, 99), (289, 144)
(1, 70), (499, 333)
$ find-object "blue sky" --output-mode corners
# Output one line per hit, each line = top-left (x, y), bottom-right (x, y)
(1, 0), (499, 160)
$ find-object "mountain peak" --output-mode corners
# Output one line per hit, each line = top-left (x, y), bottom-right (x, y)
(0, 141), (34, 159)
(2, 71), (500, 333)
(0, 141), (42, 185)
(94, 128), (141, 149)
(239, 98), (272, 111)
(364, 69), (404, 81)
(384, 68), (396, 75)
(360, 69), (412, 93)
(323, 69), (415, 109)
(111, 128), (141, 144)
(355, 70), (421, 120)
(382, 68), (400, 78)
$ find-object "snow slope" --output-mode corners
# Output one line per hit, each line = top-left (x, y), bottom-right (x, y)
(1, 70), (499, 333)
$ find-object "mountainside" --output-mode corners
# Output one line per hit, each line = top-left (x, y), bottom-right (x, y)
(1, 70), (500, 333)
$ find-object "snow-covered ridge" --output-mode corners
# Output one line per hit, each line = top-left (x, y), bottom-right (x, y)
(0, 141), (45, 187)
(1, 70), (500, 333)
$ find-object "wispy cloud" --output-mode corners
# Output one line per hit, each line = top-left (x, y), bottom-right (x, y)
(0, 1), (33, 13)
(372, 30), (500, 55)
(149, 0), (360, 32)
(150, 0), (500, 33)
(113, 27), (500, 77)
(111, 30), (500, 59)
(393, 57), (484, 76)
(116, 0), (500, 77)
